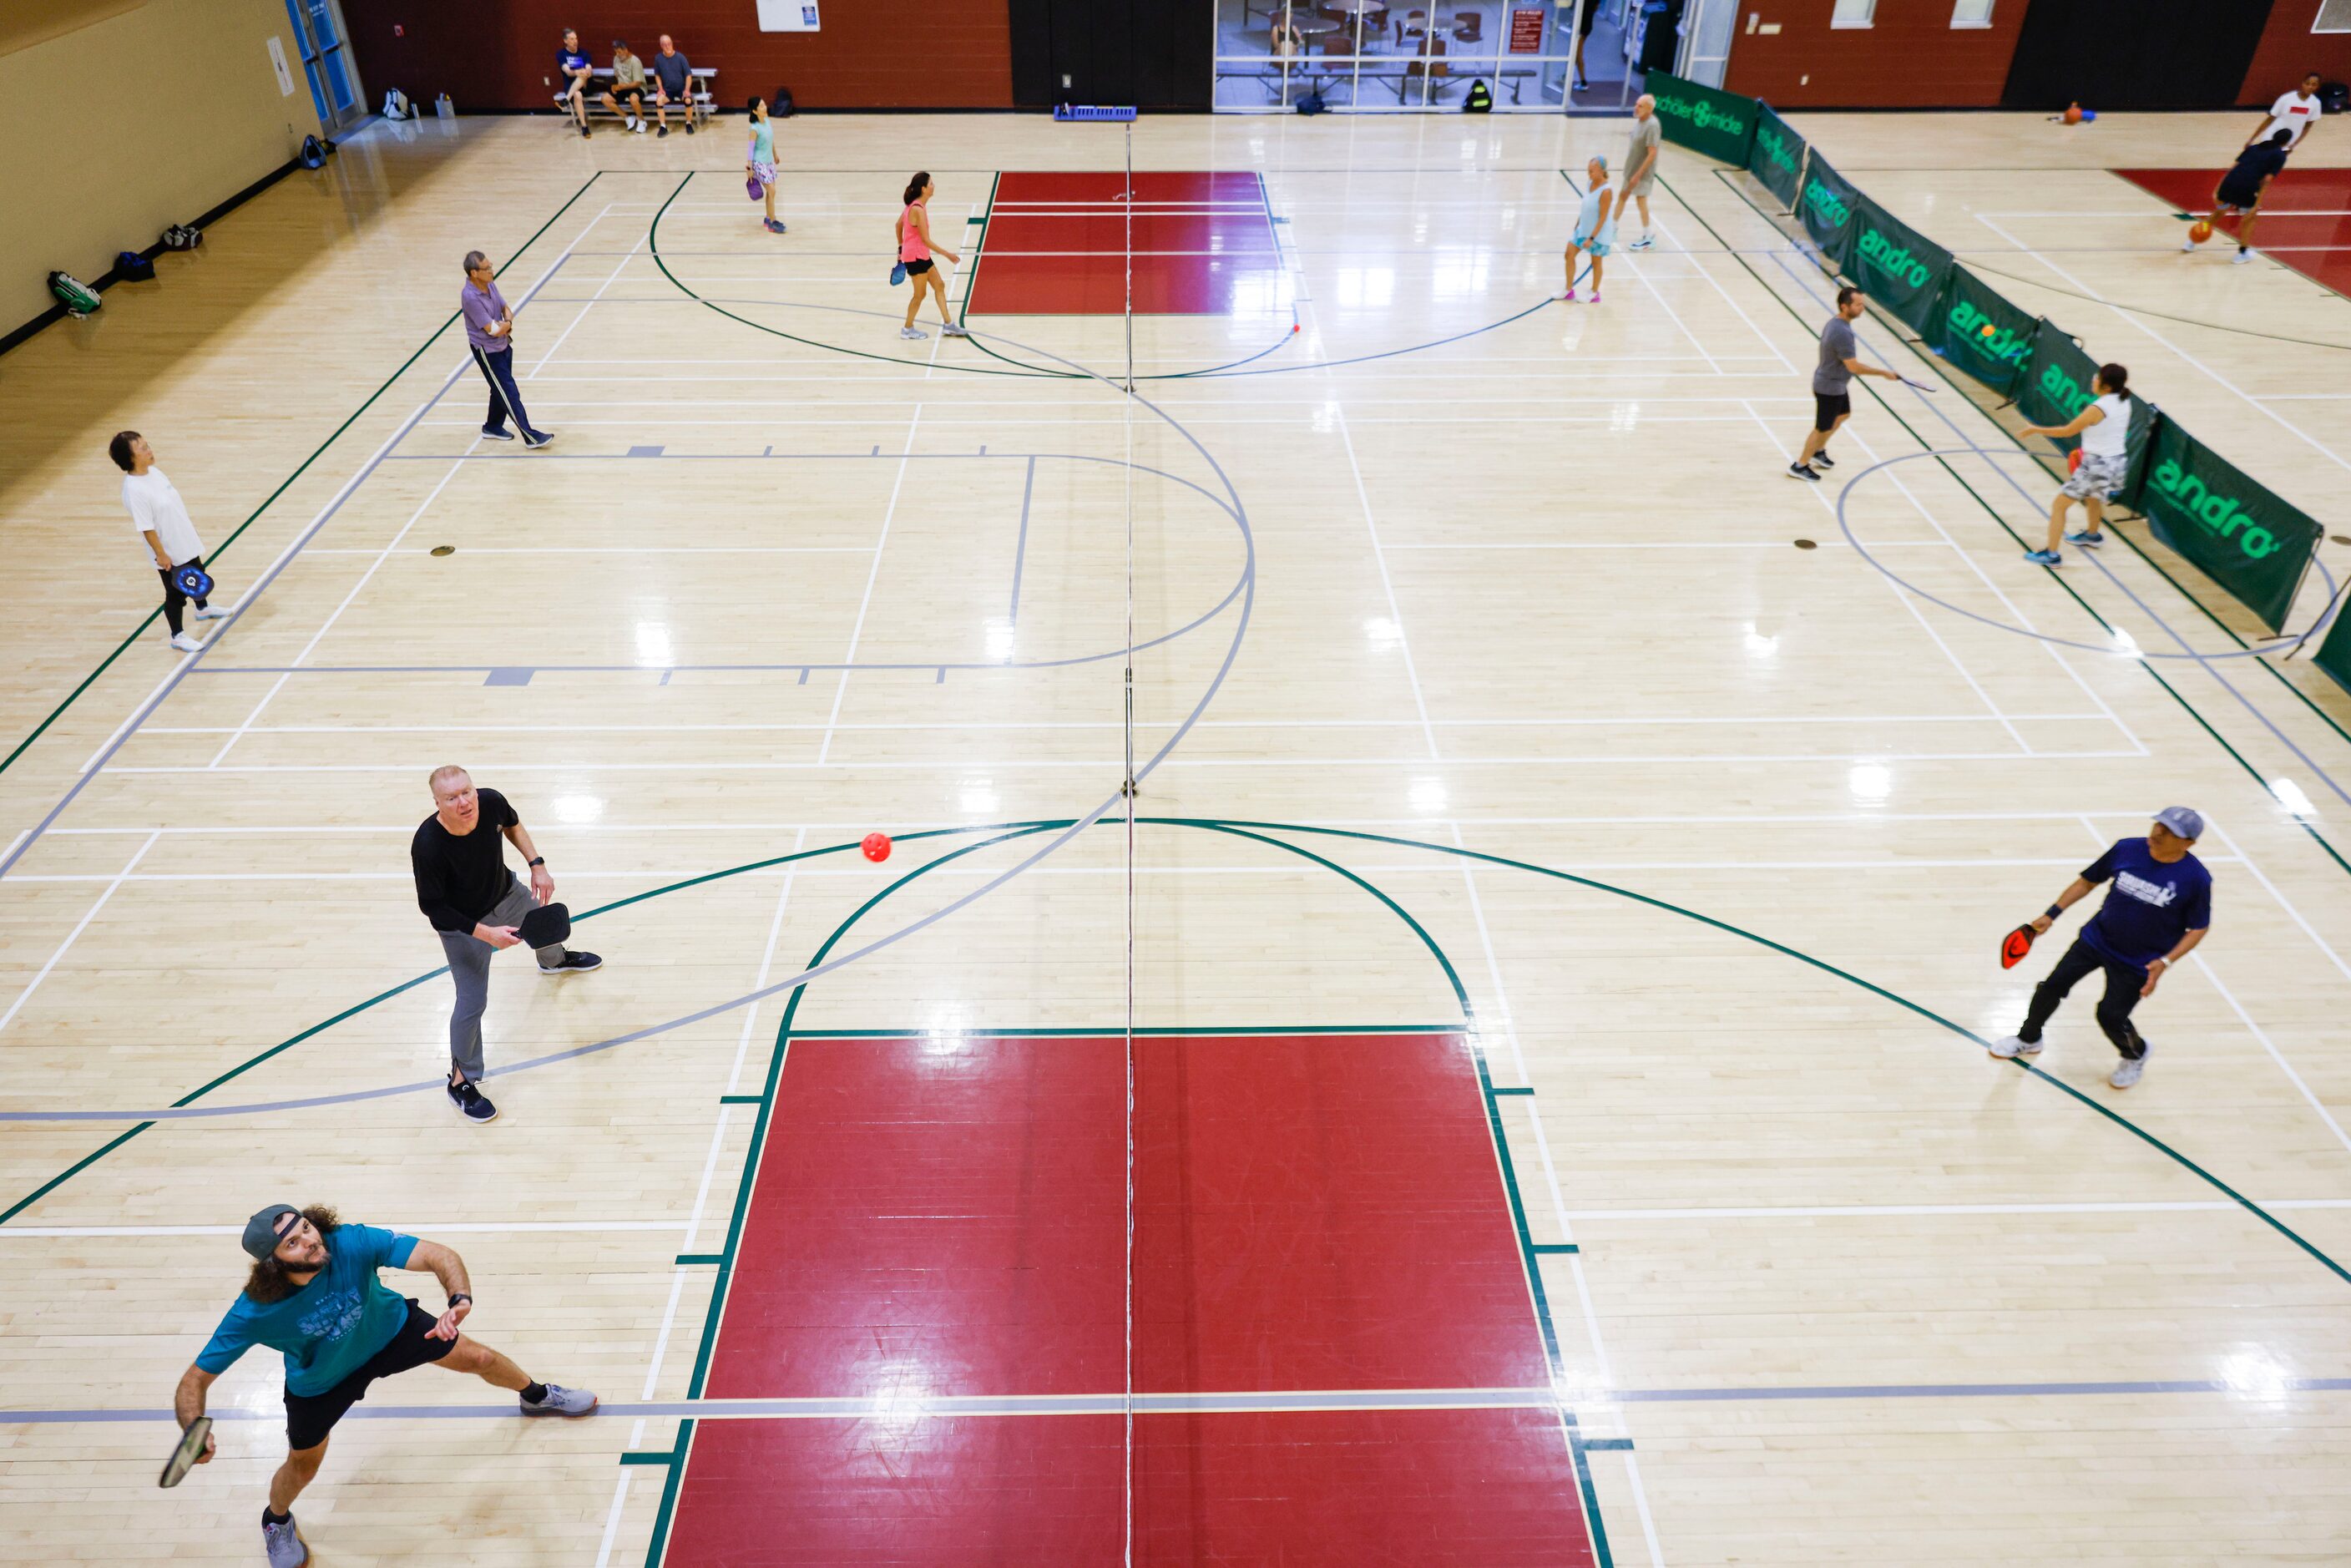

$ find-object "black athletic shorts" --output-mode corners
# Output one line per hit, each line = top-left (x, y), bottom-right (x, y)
(2213, 177), (2261, 210)
(283, 1301), (453, 1450)
(1813, 390), (1852, 432)
(904, 258), (934, 276)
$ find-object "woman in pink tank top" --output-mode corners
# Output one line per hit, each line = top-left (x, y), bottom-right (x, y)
(894, 171), (964, 341)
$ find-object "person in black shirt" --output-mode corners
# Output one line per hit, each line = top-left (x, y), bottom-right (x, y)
(412, 766), (601, 1123)
(2186, 129), (2291, 265)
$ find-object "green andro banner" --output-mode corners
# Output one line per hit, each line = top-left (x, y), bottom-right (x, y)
(1928, 266), (2038, 397)
(1797, 154), (1861, 269)
(1845, 192), (1953, 336)
(2315, 596), (2351, 700)
(1645, 71), (1757, 167)
(1748, 100), (1805, 209)
(2133, 417), (2323, 633)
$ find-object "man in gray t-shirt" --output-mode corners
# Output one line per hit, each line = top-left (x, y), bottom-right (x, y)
(1788, 286), (1895, 482)
(1620, 95), (1662, 250)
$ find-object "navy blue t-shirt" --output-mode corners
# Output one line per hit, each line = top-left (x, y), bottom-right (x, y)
(2219, 143), (2288, 205)
(557, 48), (591, 82)
(2078, 837), (2211, 969)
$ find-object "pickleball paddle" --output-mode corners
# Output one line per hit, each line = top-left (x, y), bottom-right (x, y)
(2000, 923), (2037, 969)
(159, 1416), (211, 1488)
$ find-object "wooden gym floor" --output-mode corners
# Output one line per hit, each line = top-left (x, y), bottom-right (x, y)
(0, 107), (2347, 1565)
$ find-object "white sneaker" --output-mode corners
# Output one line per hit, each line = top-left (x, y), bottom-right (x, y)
(900, 326), (928, 340)
(193, 603), (235, 620)
(168, 631), (203, 653)
(2232, 249), (2252, 265)
(1628, 233), (1656, 251)
(2110, 1052), (2146, 1089)
(2181, 236), (2197, 252)
(630, 120), (646, 134)
(1986, 1034), (2042, 1059)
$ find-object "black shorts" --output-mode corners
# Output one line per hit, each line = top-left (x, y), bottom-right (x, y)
(2213, 178), (2261, 211)
(903, 258), (934, 276)
(604, 79), (645, 100)
(283, 1301), (453, 1450)
(1813, 390), (1852, 432)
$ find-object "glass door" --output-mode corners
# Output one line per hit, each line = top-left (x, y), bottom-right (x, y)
(283, 0), (366, 131)
(1213, 0), (1642, 113)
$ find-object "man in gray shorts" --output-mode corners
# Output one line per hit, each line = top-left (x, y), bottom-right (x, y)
(2018, 362), (2132, 565)
(1787, 286), (1897, 481)
(1619, 94), (1661, 251)
(410, 766), (602, 1123)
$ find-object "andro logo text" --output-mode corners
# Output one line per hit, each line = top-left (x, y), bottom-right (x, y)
(1946, 300), (2028, 365)
(1753, 122), (1797, 173)
(2037, 362), (2096, 419)
(1655, 92), (1746, 137)
(1857, 227), (1933, 289)
(2147, 458), (2283, 559)
(1802, 177), (1849, 229)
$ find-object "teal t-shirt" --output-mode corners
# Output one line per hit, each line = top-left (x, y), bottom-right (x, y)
(195, 1223), (418, 1396)
(748, 118), (775, 165)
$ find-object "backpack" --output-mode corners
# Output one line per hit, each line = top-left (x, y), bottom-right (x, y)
(382, 88), (411, 120)
(2322, 80), (2350, 116)
(1296, 88), (1326, 115)
(160, 224), (204, 251)
(300, 134), (326, 169)
(48, 271), (101, 316)
(115, 250), (156, 282)
(773, 85), (796, 117)
(1464, 79), (1493, 113)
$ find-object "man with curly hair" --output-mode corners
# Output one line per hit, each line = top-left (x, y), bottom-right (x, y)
(171, 1205), (597, 1565)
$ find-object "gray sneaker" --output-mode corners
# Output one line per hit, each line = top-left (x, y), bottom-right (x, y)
(1986, 1034), (2042, 1059)
(899, 326), (928, 341)
(942, 323), (970, 337)
(262, 1515), (310, 1566)
(521, 1382), (599, 1417)
(2110, 1052), (2146, 1089)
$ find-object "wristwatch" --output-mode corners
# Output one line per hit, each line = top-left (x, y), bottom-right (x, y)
(447, 1292), (472, 1308)
(528, 857), (545, 868)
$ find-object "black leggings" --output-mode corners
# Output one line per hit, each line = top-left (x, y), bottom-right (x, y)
(2020, 937), (2147, 1059)
(158, 553), (210, 635)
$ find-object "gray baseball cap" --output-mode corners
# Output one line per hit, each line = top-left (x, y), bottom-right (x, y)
(2153, 806), (2204, 841)
(240, 1203), (301, 1260)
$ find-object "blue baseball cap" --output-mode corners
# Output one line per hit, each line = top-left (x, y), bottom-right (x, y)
(2153, 806), (2203, 841)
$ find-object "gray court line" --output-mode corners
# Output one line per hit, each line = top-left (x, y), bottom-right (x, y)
(1832, 448), (2341, 663)
(1769, 249), (2351, 814)
(0, 248), (580, 886)
(1010, 453), (1036, 626)
(0, 323), (1258, 1125)
(16, 1377), (2349, 1426)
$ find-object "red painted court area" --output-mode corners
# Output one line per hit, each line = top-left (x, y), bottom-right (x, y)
(965, 170), (1287, 316)
(2116, 166), (2351, 295)
(661, 1030), (1595, 1565)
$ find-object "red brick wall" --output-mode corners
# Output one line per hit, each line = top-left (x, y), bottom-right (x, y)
(2237, 1), (2351, 108)
(340, 0), (1012, 111)
(1722, 0), (2027, 109)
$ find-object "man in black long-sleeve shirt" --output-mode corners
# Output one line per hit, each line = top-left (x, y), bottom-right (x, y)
(411, 766), (601, 1123)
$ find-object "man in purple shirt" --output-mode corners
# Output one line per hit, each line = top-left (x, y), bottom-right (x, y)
(459, 250), (553, 448)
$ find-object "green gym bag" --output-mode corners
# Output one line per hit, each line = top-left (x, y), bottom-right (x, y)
(48, 271), (100, 316)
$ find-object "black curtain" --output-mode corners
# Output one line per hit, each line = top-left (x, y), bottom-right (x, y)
(2003, 0), (2278, 110)
(1011, 0), (1212, 110)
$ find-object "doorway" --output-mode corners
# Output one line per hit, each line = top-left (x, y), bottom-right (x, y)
(2002, 0), (2278, 111)
(282, 0), (367, 130)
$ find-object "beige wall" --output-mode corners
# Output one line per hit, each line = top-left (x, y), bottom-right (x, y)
(0, 0), (323, 333)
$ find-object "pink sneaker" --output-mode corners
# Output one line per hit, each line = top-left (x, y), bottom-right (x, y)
(1560, 290), (1580, 303)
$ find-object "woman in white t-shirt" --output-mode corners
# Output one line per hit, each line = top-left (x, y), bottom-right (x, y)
(2017, 363), (2132, 566)
(2248, 73), (2324, 154)
(109, 431), (230, 652)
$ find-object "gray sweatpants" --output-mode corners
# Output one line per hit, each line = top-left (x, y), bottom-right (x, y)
(438, 873), (569, 1081)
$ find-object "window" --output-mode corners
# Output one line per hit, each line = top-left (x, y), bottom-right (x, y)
(1951, 0), (1994, 27)
(2316, 0), (2351, 32)
(1829, 0), (1874, 28)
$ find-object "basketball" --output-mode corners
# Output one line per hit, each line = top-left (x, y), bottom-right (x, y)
(861, 832), (892, 862)
(2189, 220), (2214, 244)
(2062, 104), (2082, 125)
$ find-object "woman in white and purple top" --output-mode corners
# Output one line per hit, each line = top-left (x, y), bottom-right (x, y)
(458, 250), (552, 448)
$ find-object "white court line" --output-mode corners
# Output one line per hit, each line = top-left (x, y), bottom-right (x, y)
(1327, 387), (1665, 1562)
(137, 711), (2121, 736)
(1560, 1198), (2351, 1222)
(1972, 213), (2351, 480)
(1651, 211), (1797, 372)
(0, 832), (159, 1036)
(825, 400), (916, 767)
(2202, 819), (2351, 989)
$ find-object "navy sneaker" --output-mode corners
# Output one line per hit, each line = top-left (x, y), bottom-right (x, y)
(479, 427), (516, 442)
(538, 951), (603, 976)
(447, 1077), (498, 1123)
(1785, 462), (1821, 483)
(2065, 529), (2104, 548)
(1811, 450), (1834, 469)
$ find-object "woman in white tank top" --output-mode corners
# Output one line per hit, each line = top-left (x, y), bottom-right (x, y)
(2017, 362), (2131, 565)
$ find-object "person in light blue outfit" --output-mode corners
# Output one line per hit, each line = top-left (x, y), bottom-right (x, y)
(746, 94), (785, 235)
(1563, 154), (1617, 304)
(172, 1204), (598, 1566)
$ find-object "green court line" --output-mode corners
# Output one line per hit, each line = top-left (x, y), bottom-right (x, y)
(1661, 170), (2351, 884)
(1583, 1437), (1635, 1452)
(716, 1093), (762, 1104)
(1533, 1243), (1582, 1255)
(1700, 165), (2351, 759)
(617, 1450), (676, 1466)
(0, 172), (606, 785)
(1565, 1423), (1617, 1568)
(1493, 1085), (1535, 1095)
(672, 1253), (725, 1266)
